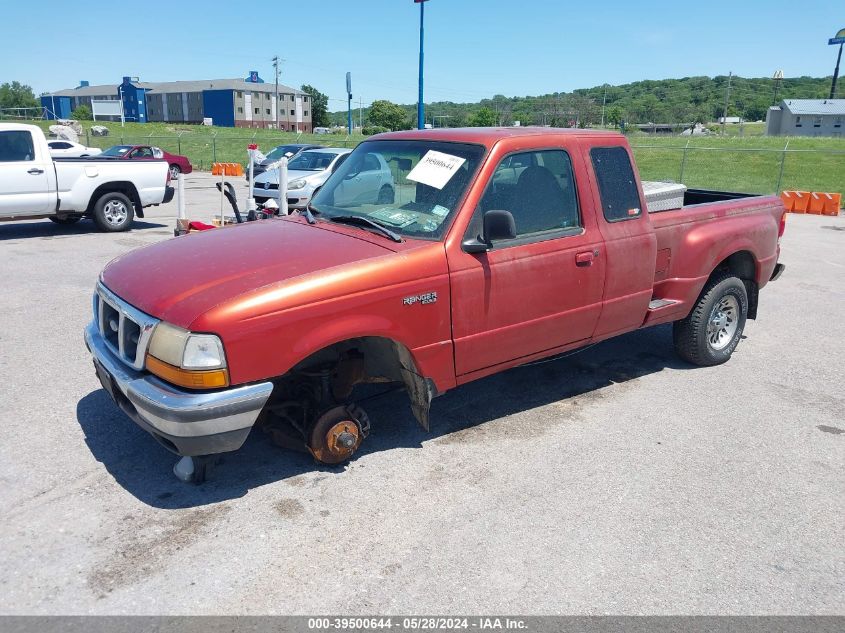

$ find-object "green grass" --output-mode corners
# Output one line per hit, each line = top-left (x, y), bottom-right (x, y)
(27, 119), (844, 204)
(630, 134), (845, 202)
(28, 120), (367, 171)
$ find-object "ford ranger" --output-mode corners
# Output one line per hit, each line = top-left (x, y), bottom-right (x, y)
(0, 123), (173, 231)
(84, 127), (786, 480)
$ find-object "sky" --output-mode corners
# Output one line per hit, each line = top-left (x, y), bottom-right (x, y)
(1, 0), (842, 110)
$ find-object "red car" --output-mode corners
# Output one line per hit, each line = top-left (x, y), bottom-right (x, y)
(86, 127), (785, 480)
(100, 144), (193, 179)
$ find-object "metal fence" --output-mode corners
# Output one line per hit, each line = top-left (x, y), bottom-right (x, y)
(78, 130), (359, 171)
(630, 143), (845, 201)
(68, 129), (845, 202)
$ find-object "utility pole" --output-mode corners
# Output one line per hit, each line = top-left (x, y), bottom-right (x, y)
(721, 71), (732, 136)
(272, 56), (280, 130)
(359, 96), (363, 130)
(600, 84), (608, 128)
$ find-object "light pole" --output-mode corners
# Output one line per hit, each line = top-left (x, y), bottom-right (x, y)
(829, 28), (845, 99)
(415, 0), (429, 130)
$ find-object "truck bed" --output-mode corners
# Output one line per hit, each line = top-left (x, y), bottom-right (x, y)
(645, 190), (785, 327)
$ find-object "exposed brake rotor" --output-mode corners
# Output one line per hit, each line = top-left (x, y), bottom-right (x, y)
(307, 404), (370, 465)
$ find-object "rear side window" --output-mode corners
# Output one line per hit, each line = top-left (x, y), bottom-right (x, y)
(590, 146), (642, 222)
(0, 131), (35, 162)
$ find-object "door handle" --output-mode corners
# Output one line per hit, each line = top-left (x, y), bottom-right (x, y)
(28, 168), (44, 175)
(576, 250), (596, 266)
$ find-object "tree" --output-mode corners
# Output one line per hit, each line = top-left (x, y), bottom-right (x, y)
(606, 105), (623, 127)
(71, 105), (92, 120)
(300, 84), (329, 127)
(368, 100), (408, 131)
(0, 81), (39, 110)
(468, 107), (496, 127)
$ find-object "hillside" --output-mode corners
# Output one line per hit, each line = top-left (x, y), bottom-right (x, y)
(330, 75), (834, 128)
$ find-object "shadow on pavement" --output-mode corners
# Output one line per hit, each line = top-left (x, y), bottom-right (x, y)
(77, 324), (691, 509)
(0, 219), (168, 241)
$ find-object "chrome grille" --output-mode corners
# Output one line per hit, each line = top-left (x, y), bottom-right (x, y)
(93, 282), (159, 370)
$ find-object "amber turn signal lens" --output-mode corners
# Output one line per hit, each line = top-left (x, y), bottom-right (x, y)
(145, 354), (229, 389)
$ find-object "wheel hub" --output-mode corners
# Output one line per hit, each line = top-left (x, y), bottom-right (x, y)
(103, 200), (127, 225)
(707, 295), (739, 351)
(307, 405), (370, 465)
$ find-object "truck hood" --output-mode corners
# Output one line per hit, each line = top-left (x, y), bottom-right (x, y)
(101, 219), (395, 328)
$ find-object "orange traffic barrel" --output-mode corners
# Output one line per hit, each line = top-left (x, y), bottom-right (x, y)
(211, 162), (244, 176)
(807, 192), (825, 215)
(791, 191), (810, 214)
(779, 191), (795, 211)
(822, 192), (842, 216)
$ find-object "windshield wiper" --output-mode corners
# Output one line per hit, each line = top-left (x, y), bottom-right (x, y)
(327, 215), (403, 242)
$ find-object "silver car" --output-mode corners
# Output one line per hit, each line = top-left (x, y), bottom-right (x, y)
(252, 148), (352, 209)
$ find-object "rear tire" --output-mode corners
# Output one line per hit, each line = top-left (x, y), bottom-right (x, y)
(169, 164), (181, 179)
(673, 271), (748, 366)
(49, 215), (82, 225)
(92, 192), (134, 232)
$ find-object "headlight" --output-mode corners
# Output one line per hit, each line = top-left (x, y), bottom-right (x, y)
(146, 322), (229, 389)
(183, 334), (226, 369)
(288, 178), (307, 190)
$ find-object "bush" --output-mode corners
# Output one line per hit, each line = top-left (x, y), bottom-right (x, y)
(71, 105), (92, 120)
(362, 125), (389, 136)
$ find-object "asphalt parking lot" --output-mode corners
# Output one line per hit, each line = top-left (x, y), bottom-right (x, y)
(0, 172), (842, 615)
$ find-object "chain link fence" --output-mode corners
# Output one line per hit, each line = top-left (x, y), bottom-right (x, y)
(78, 130), (360, 171)
(631, 144), (845, 202)
(70, 128), (844, 204)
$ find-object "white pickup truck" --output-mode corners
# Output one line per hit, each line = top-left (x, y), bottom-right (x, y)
(0, 123), (173, 232)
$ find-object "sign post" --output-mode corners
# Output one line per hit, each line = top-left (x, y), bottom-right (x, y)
(346, 72), (353, 135)
(829, 28), (845, 99)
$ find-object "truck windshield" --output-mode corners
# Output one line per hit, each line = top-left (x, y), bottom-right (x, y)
(311, 140), (486, 240)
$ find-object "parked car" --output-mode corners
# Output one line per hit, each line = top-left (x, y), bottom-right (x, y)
(252, 147), (352, 209)
(101, 144), (192, 180)
(0, 123), (173, 231)
(85, 127), (786, 480)
(46, 139), (102, 158)
(247, 143), (323, 181)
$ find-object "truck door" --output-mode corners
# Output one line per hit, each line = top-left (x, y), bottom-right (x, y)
(448, 147), (606, 377)
(583, 145), (657, 339)
(0, 129), (51, 217)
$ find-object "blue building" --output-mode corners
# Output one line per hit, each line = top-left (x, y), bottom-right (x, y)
(42, 72), (312, 131)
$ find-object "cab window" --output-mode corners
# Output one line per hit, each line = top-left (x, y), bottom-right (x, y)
(476, 149), (581, 239)
(0, 131), (35, 162)
(590, 146), (642, 222)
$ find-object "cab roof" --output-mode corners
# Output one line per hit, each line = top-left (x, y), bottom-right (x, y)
(369, 126), (623, 148)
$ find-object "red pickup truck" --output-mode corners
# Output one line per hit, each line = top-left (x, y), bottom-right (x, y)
(84, 128), (785, 480)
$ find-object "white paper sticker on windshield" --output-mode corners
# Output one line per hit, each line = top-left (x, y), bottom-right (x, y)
(406, 150), (466, 190)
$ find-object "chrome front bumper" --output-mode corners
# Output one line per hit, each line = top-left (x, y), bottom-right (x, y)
(84, 322), (273, 456)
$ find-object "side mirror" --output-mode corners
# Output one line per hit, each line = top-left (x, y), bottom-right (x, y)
(484, 209), (516, 241)
(461, 209), (517, 253)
